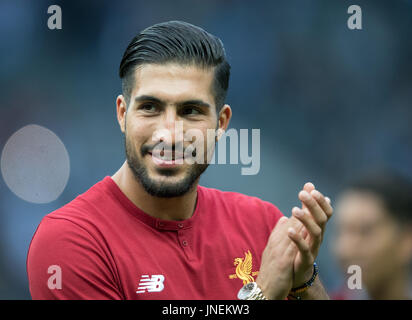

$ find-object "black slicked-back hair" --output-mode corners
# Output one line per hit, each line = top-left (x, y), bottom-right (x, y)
(119, 21), (230, 109)
(344, 168), (412, 226)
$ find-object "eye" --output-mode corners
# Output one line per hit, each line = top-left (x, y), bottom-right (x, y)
(140, 103), (158, 113)
(181, 106), (202, 116)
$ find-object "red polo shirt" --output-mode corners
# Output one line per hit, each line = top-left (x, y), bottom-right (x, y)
(27, 176), (283, 299)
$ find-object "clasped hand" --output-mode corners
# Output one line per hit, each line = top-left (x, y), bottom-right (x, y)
(256, 182), (333, 299)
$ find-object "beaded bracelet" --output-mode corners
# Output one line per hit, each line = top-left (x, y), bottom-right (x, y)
(289, 262), (319, 296)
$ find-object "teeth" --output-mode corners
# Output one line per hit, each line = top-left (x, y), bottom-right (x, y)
(150, 152), (183, 161)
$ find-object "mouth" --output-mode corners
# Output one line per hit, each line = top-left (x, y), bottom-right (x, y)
(148, 151), (185, 167)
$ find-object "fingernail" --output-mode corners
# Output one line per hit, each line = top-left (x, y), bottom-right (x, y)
(294, 209), (304, 218)
(288, 228), (296, 235)
(279, 216), (288, 223)
(311, 190), (321, 199)
(300, 191), (310, 201)
(305, 182), (315, 189)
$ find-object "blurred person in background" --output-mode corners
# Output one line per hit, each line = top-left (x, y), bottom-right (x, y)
(332, 169), (412, 300)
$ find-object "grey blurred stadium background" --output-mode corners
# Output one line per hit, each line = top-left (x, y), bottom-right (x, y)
(0, 0), (411, 299)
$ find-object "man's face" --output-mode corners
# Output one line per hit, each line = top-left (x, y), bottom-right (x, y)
(333, 191), (406, 289)
(119, 63), (223, 197)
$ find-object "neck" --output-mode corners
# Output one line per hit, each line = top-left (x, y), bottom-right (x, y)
(111, 161), (198, 221)
(367, 267), (411, 300)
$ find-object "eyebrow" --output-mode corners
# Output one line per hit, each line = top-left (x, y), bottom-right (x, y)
(134, 95), (164, 106)
(180, 99), (211, 109)
(134, 95), (211, 109)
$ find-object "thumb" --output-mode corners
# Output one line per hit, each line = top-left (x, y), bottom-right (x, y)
(277, 216), (288, 226)
(273, 216), (289, 231)
(267, 216), (289, 242)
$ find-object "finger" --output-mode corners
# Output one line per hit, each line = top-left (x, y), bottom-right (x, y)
(301, 227), (308, 240)
(295, 218), (309, 239)
(290, 208), (305, 232)
(310, 189), (334, 219)
(303, 182), (315, 193)
(301, 182), (315, 210)
(268, 216), (290, 243)
(268, 216), (287, 237)
(284, 231), (299, 257)
(277, 216), (288, 225)
(278, 215), (304, 247)
(298, 190), (328, 228)
(291, 206), (309, 239)
(287, 227), (312, 262)
(292, 207), (322, 249)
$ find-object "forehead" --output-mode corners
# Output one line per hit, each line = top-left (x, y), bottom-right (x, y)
(335, 191), (389, 226)
(130, 63), (215, 104)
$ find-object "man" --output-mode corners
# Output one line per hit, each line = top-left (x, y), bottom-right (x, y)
(332, 169), (412, 299)
(27, 21), (333, 300)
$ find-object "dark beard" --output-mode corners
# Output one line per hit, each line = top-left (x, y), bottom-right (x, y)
(124, 133), (209, 198)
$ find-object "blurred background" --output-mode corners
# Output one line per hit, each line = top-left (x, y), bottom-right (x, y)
(0, 0), (411, 299)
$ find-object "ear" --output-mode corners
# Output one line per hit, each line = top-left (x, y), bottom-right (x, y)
(116, 95), (127, 133)
(216, 104), (232, 141)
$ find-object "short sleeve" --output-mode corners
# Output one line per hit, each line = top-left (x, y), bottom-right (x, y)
(27, 216), (123, 300)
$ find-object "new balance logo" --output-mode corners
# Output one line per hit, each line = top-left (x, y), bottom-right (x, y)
(136, 275), (165, 293)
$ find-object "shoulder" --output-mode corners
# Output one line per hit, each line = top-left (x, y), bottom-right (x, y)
(28, 177), (116, 260)
(28, 215), (97, 256)
(45, 176), (113, 228)
(27, 177), (119, 266)
(27, 213), (121, 300)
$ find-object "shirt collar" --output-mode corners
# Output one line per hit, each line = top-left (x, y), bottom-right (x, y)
(104, 176), (202, 231)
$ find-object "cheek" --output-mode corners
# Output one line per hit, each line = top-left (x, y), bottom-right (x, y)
(362, 240), (398, 283)
(127, 119), (154, 144)
(203, 128), (217, 158)
(185, 122), (216, 142)
(363, 232), (397, 268)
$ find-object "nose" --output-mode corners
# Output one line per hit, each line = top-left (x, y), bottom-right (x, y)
(153, 106), (182, 147)
(334, 232), (361, 265)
